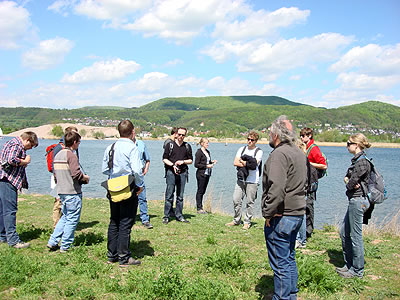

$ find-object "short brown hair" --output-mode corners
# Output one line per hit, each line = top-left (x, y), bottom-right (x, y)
(65, 126), (78, 134)
(20, 131), (38, 148)
(300, 127), (313, 138)
(171, 127), (178, 135)
(177, 127), (187, 134)
(247, 131), (259, 141)
(64, 131), (81, 147)
(118, 120), (134, 138)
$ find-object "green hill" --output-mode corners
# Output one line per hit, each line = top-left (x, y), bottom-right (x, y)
(0, 96), (399, 142)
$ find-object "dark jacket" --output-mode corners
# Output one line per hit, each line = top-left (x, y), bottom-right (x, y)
(236, 154), (258, 182)
(195, 148), (212, 177)
(345, 151), (371, 199)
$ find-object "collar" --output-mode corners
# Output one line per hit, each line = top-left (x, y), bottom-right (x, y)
(352, 150), (365, 162)
(306, 138), (314, 149)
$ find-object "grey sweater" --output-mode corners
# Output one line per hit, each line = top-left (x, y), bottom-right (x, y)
(262, 142), (307, 218)
(54, 149), (84, 195)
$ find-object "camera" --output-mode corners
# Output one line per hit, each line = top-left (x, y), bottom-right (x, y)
(1, 161), (13, 172)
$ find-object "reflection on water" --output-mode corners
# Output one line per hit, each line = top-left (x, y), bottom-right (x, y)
(1, 137), (399, 228)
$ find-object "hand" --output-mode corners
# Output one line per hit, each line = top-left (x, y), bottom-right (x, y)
(354, 183), (360, 189)
(83, 174), (90, 184)
(175, 160), (184, 166)
(136, 186), (143, 196)
(212, 160), (218, 164)
(344, 177), (349, 184)
(173, 165), (180, 174)
(21, 155), (31, 166)
(143, 167), (149, 176)
(265, 218), (271, 227)
(207, 164), (214, 168)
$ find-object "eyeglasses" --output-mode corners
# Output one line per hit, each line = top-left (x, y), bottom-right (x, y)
(346, 141), (356, 147)
(247, 138), (255, 142)
(177, 133), (186, 137)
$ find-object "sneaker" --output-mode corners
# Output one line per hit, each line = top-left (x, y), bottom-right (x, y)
(295, 240), (306, 249)
(225, 221), (239, 227)
(119, 257), (141, 267)
(178, 218), (190, 223)
(12, 242), (30, 249)
(243, 223), (251, 230)
(106, 258), (118, 264)
(47, 243), (59, 251)
(197, 210), (207, 214)
(60, 248), (69, 253)
(335, 265), (349, 273)
(162, 218), (169, 224)
(143, 222), (153, 229)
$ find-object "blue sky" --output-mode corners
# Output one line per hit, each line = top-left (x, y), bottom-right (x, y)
(0, 0), (399, 109)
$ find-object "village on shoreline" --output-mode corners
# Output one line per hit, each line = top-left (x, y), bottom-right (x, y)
(5, 123), (400, 148)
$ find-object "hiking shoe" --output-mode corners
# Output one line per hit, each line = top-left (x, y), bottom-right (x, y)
(119, 257), (141, 267)
(197, 210), (207, 214)
(336, 269), (362, 279)
(162, 218), (169, 225)
(178, 218), (190, 223)
(225, 221), (239, 227)
(243, 223), (251, 230)
(47, 243), (59, 251)
(12, 242), (30, 249)
(335, 265), (349, 273)
(143, 222), (153, 229)
(60, 248), (69, 253)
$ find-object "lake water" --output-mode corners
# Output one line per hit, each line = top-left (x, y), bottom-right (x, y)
(1, 137), (399, 228)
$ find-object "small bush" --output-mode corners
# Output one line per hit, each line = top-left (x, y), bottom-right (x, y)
(92, 131), (105, 139)
(202, 247), (243, 273)
(79, 128), (87, 137)
(206, 234), (217, 245)
(51, 125), (63, 137)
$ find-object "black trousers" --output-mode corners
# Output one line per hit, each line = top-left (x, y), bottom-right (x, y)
(195, 173), (210, 211)
(107, 193), (138, 264)
(306, 191), (315, 238)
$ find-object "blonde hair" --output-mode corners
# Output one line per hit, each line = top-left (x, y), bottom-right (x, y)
(349, 133), (371, 150)
(199, 137), (209, 146)
(295, 139), (306, 154)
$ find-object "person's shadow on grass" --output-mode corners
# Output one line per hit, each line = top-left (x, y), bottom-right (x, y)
(19, 225), (49, 242)
(76, 221), (99, 231)
(74, 231), (104, 246)
(255, 274), (274, 300)
(130, 240), (154, 258)
(327, 248), (344, 268)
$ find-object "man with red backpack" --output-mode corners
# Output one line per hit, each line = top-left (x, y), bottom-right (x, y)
(47, 126), (79, 228)
(300, 128), (327, 240)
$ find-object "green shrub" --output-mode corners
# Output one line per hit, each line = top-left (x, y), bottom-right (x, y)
(79, 128), (87, 137)
(51, 125), (63, 137)
(202, 247), (243, 273)
(92, 131), (105, 139)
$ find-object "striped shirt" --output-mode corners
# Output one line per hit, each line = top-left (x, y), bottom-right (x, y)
(0, 137), (28, 190)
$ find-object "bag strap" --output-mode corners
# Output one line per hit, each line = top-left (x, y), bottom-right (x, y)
(306, 143), (316, 157)
(107, 143), (116, 170)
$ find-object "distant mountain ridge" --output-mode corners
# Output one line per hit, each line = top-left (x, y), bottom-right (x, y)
(0, 96), (399, 140)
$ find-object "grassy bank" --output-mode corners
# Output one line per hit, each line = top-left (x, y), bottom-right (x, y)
(1, 194), (399, 299)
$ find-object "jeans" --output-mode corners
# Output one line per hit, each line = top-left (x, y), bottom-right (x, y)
(196, 173), (210, 211)
(48, 193), (83, 250)
(138, 184), (149, 223)
(264, 216), (303, 300)
(339, 196), (370, 277)
(164, 169), (187, 220)
(296, 214), (306, 246)
(0, 179), (21, 245)
(107, 193), (138, 264)
(232, 180), (258, 224)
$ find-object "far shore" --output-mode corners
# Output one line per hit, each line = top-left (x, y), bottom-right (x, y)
(5, 123), (400, 148)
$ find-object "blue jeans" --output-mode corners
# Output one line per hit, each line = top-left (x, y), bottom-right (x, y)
(48, 193), (82, 251)
(264, 216), (303, 300)
(296, 214), (306, 246)
(339, 197), (370, 277)
(164, 169), (187, 220)
(138, 184), (149, 223)
(0, 179), (21, 245)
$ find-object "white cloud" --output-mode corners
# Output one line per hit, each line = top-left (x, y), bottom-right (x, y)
(61, 58), (141, 83)
(22, 37), (74, 70)
(203, 33), (354, 78)
(336, 72), (400, 91)
(212, 7), (310, 41)
(0, 1), (32, 49)
(163, 58), (184, 67)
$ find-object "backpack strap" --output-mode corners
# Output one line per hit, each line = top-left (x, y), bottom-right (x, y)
(306, 143), (316, 157)
(107, 143), (116, 170)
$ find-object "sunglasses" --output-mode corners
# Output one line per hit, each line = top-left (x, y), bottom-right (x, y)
(177, 133), (186, 137)
(247, 138), (255, 142)
(346, 141), (356, 147)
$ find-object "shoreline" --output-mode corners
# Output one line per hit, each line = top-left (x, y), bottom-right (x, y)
(5, 123), (400, 148)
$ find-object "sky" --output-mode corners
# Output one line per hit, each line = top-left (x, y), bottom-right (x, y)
(0, 0), (399, 109)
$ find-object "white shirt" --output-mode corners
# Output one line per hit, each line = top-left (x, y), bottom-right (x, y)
(236, 146), (263, 184)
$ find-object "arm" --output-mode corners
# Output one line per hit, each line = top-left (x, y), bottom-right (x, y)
(346, 159), (370, 191)
(233, 147), (246, 167)
(129, 147), (144, 187)
(142, 144), (151, 175)
(67, 151), (88, 183)
(194, 150), (207, 169)
(309, 147), (327, 170)
(102, 145), (111, 175)
(143, 160), (150, 176)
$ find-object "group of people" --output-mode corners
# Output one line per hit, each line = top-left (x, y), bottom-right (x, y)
(0, 116), (375, 297)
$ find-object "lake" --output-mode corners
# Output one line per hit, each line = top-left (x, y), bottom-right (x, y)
(1, 137), (399, 228)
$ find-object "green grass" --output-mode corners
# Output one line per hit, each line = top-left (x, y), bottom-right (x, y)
(0, 194), (399, 299)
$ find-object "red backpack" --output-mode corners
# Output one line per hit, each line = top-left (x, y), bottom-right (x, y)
(45, 143), (63, 173)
